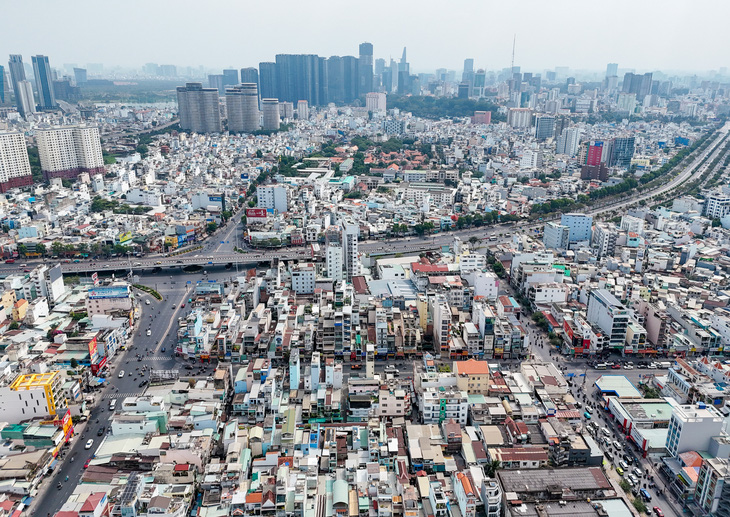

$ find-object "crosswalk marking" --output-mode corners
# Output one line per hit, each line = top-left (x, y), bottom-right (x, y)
(102, 392), (143, 399)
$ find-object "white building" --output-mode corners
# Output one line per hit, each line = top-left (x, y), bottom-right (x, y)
(620, 215), (645, 235)
(257, 185), (288, 213)
(420, 386), (468, 424)
(665, 399), (725, 458)
(507, 108), (532, 128)
(560, 213), (593, 243)
(326, 244), (344, 282)
(704, 192), (730, 219)
(432, 295), (451, 355)
(543, 222), (570, 250)
(459, 253), (487, 274)
(366, 92), (387, 112)
(0, 132), (33, 192)
(472, 271), (499, 301)
(556, 127), (581, 156)
(343, 220), (360, 281)
(291, 263), (315, 295)
(586, 289), (630, 349)
(36, 125), (104, 180)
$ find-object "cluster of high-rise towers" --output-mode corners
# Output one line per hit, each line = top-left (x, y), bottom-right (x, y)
(2, 54), (58, 118)
(178, 43), (409, 134)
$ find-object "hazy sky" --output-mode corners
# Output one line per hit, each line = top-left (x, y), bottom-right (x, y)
(6, 0), (728, 74)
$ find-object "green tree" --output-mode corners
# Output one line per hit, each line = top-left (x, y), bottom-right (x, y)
(70, 358), (79, 368)
(76, 243), (88, 254)
(8, 321), (20, 330)
(17, 243), (27, 257)
(712, 218), (722, 227)
(51, 241), (64, 257)
(485, 459), (501, 478)
(221, 210), (232, 221)
(468, 236), (479, 246)
(207, 222), (218, 234)
(255, 149), (263, 159)
(35, 243), (46, 256)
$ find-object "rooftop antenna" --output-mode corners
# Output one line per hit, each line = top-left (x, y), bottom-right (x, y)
(511, 34), (516, 72)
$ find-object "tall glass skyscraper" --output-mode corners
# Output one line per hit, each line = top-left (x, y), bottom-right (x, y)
(32, 55), (57, 109)
(8, 55), (27, 116)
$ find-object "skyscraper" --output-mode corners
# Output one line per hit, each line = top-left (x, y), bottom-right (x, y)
(261, 99), (280, 131)
(32, 55), (57, 110)
(176, 83), (222, 133)
(343, 219), (360, 281)
(606, 63), (618, 78)
(275, 54), (327, 106)
(608, 137), (635, 169)
(534, 115), (556, 141)
(208, 74), (225, 96)
(556, 127), (581, 156)
(17, 81), (35, 117)
(297, 100), (309, 120)
(73, 67), (87, 85)
(342, 56), (358, 103)
(0, 66), (5, 103)
(258, 62), (277, 100)
(326, 56), (344, 104)
(226, 84), (260, 133)
(8, 55), (27, 116)
(622, 72), (653, 97)
(358, 42), (373, 96)
(222, 69), (239, 87)
(463, 58), (474, 75)
(240, 67), (259, 87)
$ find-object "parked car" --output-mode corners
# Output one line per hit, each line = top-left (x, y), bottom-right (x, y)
(652, 507), (664, 517)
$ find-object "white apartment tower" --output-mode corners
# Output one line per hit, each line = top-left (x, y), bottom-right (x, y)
(256, 185), (288, 213)
(342, 220), (360, 281)
(556, 127), (581, 156)
(261, 99), (280, 131)
(226, 83), (260, 133)
(0, 132), (33, 192)
(36, 125), (104, 181)
(297, 100), (309, 120)
(326, 244), (344, 282)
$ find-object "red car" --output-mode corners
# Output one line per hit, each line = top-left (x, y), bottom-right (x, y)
(611, 364), (621, 369)
(4, 259), (14, 264)
(181, 303), (186, 308)
(653, 507), (664, 517)
(83, 458), (91, 469)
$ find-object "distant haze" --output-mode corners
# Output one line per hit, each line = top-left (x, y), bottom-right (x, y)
(7, 0), (727, 74)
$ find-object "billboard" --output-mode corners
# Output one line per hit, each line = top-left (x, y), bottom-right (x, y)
(88, 286), (129, 299)
(91, 272), (99, 286)
(246, 208), (267, 218)
(119, 231), (133, 244)
(88, 336), (99, 364)
(209, 196), (222, 202)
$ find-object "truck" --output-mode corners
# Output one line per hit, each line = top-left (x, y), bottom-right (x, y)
(658, 361), (672, 369)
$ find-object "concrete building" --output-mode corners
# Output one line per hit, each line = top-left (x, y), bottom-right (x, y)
(326, 244), (344, 282)
(226, 83), (260, 133)
(507, 108), (532, 128)
(31, 55), (57, 110)
(176, 82), (222, 133)
(586, 289), (630, 350)
(256, 185), (287, 213)
(365, 92), (387, 112)
(432, 295), (451, 356)
(560, 213), (593, 243)
(261, 98), (280, 131)
(542, 222), (570, 250)
(0, 132), (33, 192)
(0, 372), (65, 422)
(694, 457), (730, 516)
(534, 115), (555, 141)
(665, 399), (725, 458)
(85, 284), (133, 316)
(291, 263), (315, 295)
(36, 125), (104, 180)
(704, 191), (730, 219)
(591, 223), (617, 258)
(342, 220), (360, 281)
(556, 127), (581, 156)
(420, 387), (468, 424)
(297, 100), (309, 120)
(17, 80), (35, 117)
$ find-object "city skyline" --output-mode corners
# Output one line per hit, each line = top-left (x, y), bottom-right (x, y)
(5, 0), (729, 75)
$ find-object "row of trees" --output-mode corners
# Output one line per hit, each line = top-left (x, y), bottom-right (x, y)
(16, 241), (136, 258)
(90, 196), (151, 215)
(387, 95), (506, 122)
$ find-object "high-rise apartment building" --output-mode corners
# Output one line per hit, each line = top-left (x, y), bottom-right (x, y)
(261, 99), (280, 131)
(343, 220), (360, 281)
(542, 222), (570, 250)
(0, 66), (6, 104)
(358, 42), (374, 96)
(297, 100), (309, 120)
(258, 62), (277, 100)
(507, 108), (532, 128)
(275, 54), (327, 106)
(622, 72), (653, 97)
(591, 223), (617, 259)
(608, 136), (635, 169)
(8, 55), (28, 117)
(222, 69), (239, 87)
(556, 127), (581, 156)
(605, 63), (618, 78)
(665, 399), (724, 458)
(326, 244), (344, 282)
(365, 92), (386, 112)
(704, 191), (730, 219)
(176, 82), (222, 133)
(208, 74), (225, 96)
(534, 115), (556, 141)
(226, 84), (260, 133)
(36, 125), (104, 180)
(694, 457), (730, 516)
(586, 141), (604, 166)
(17, 81), (35, 117)
(31, 55), (57, 110)
(73, 67), (87, 85)
(0, 132), (33, 192)
(240, 67), (259, 86)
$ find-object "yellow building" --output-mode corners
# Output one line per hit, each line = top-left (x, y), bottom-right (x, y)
(454, 360), (492, 395)
(10, 372), (65, 416)
(11, 299), (28, 322)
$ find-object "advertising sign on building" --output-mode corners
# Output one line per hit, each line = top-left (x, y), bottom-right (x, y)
(88, 286), (129, 299)
(119, 231), (133, 244)
(88, 336), (99, 364)
(246, 208), (267, 218)
(91, 272), (99, 286)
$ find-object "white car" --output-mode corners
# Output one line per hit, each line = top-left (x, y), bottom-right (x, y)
(145, 299), (150, 305)
(118, 370), (125, 379)
(146, 329), (151, 336)
(85, 439), (94, 450)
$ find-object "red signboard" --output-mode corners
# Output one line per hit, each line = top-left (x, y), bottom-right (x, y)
(246, 208), (267, 218)
(88, 336), (99, 364)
